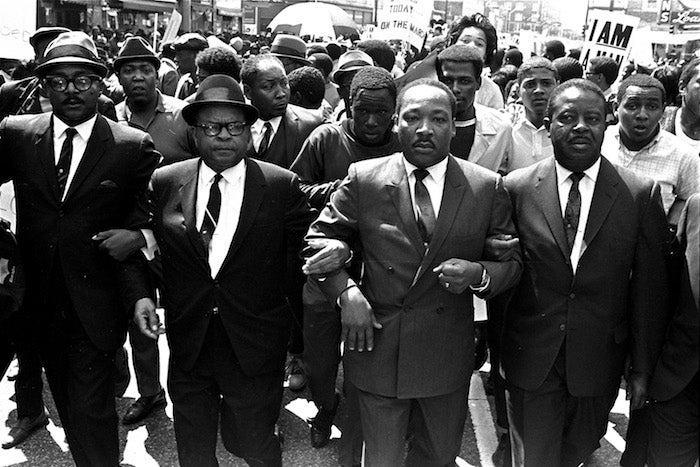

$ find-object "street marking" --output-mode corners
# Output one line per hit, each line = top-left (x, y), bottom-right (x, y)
(604, 421), (627, 452)
(285, 398), (341, 439)
(469, 372), (498, 467)
(122, 426), (159, 467)
(46, 419), (69, 452)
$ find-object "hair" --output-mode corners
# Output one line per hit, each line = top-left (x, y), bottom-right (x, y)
(544, 40), (566, 60)
(325, 43), (343, 61)
(553, 57), (583, 83)
(546, 79), (606, 119)
(517, 56), (558, 83)
(307, 44), (328, 56)
(617, 74), (666, 104)
(308, 52), (333, 78)
(195, 46), (242, 80)
(288, 66), (325, 108)
(504, 48), (523, 68)
(349, 66), (397, 104)
(446, 13), (498, 63)
(356, 39), (395, 72)
(588, 56), (619, 86)
(568, 48), (581, 60)
(492, 64), (519, 99)
(240, 54), (284, 86)
(437, 44), (484, 78)
(652, 65), (681, 106)
(679, 57), (700, 91)
(397, 78), (456, 116)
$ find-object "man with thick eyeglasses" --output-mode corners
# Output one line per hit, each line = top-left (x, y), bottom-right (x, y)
(0, 31), (158, 466)
(133, 74), (315, 467)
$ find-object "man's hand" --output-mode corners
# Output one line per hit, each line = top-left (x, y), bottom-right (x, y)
(301, 239), (351, 276)
(433, 259), (483, 294)
(93, 229), (146, 261)
(626, 371), (649, 411)
(484, 234), (520, 261)
(133, 298), (164, 340)
(340, 286), (382, 352)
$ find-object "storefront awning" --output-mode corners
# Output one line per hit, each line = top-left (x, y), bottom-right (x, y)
(217, 7), (242, 17)
(118, 0), (177, 13)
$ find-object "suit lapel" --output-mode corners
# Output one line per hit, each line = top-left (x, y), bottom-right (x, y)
(35, 115), (60, 201)
(413, 157), (468, 285)
(386, 156), (424, 258)
(178, 161), (208, 261)
(63, 116), (109, 202)
(218, 158), (265, 274)
(581, 158), (618, 255)
(535, 158), (569, 261)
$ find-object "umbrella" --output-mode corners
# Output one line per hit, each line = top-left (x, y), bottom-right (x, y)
(268, 2), (360, 39)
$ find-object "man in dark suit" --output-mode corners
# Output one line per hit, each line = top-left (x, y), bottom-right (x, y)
(646, 193), (699, 467)
(0, 32), (158, 466)
(305, 79), (522, 466)
(240, 53), (324, 391)
(133, 75), (315, 467)
(501, 79), (671, 467)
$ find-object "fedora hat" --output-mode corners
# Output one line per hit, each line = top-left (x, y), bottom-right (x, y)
(114, 36), (160, 72)
(35, 31), (108, 77)
(182, 74), (258, 126)
(173, 33), (208, 51)
(270, 34), (310, 65)
(30, 27), (71, 48)
(331, 49), (373, 83)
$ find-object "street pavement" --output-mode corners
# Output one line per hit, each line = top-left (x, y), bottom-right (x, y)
(0, 325), (632, 467)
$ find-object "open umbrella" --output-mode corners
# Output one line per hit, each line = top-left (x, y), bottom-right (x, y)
(268, 2), (360, 39)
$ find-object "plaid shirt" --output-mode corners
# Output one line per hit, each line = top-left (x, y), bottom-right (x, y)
(601, 126), (700, 214)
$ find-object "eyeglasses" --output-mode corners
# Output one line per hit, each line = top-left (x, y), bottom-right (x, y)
(196, 121), (248, 137)
(44, 74), (102, 92)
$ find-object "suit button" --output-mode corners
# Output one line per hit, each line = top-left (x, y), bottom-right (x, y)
(560, 323), (566, 331)
(58, 210), (64, 218)
(569, 293), (575, 299)
(212, 306), (219, 315)
(387, 266), (394, 274)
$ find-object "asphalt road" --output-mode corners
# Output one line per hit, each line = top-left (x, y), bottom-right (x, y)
(0, 329), (631, 467)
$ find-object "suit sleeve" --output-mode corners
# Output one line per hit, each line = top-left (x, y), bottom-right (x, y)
(479, 175), (522, 298)
(0, 118), (13, 184)
(289, 130), (338, 211)
(629, 182), (672, 376)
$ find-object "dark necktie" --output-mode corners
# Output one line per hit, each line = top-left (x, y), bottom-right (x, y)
(564, 172), (585, 254)
(200, 173), (223, 252)
(257, 122), (272, 159)
(57, 127), (77, 197)
(413, 169), (436, 246)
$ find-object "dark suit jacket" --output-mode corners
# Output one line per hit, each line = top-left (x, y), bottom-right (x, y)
(502, 156), (671, 397)
(148, 157), (315, 375)
(649, 193), (699, 402)
(247, 105), (323, 169)
(0, 76), (117, 120)
(308, 153), (522, 399)
(0, 113), (158, 350)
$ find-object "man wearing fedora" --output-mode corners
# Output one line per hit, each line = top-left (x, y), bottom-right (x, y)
(270, 34), (311, 75)
(173, 33), (208, 100)
(133, 74), (315, 467)
(329, 49), (374, 122)
(240, 53), (323, 392)
(0, 31), (158, 466)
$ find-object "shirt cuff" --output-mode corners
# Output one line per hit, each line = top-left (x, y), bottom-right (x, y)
(140, 229), (159, 261)
(469, 265), (491, 294)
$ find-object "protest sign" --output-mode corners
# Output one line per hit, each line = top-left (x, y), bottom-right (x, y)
(579, 9), (639, 70)
(375, 0), (432, 49)
(0, 0), (35, 61)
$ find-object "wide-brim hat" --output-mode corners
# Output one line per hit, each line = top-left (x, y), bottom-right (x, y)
(114, 36), (160, 72)
(182, 74), (258, 126)
(35, 31), (108, 77)
(270, 34), (310, 65)
(30, 26), (71, 48)
(331, 49), (373, 83)
(173, 33), (208, 52)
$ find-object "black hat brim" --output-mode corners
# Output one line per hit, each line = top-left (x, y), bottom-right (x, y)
(182, 100), (259, 126)
(114, 55), (161, 73)
(35, 57), (108, 78)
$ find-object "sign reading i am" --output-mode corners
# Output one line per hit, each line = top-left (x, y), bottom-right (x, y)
(579, 9), (640, 69)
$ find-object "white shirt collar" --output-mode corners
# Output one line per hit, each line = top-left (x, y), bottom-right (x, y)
(199, 158), (246, 186)
(555, 157), (601, 187)
(53, 114), (98, 141)
(252, 115), (282, 135)
(402, 155), (449, 183)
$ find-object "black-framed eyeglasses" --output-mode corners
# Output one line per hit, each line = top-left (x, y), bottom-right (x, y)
(44, 74), (102, 92)
(196, 121), (248, 137)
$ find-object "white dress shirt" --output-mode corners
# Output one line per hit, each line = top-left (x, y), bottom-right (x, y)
(197, 160), (246, 278)
(555, 158), (601, 272)
(53, 115), (98, 201)
(403, 156), (448, 219)
(251, 116), (282, 152)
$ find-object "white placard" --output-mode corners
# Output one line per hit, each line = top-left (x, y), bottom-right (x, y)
(375, 0), (432, 50)
(0, 0), (36, 60)
(579, 9), (640, 70)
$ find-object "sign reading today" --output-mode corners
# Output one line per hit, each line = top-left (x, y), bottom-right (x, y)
(375, 0), (432, 49)
(579, 9), (639, 70)
(0, 0), (35, 60)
